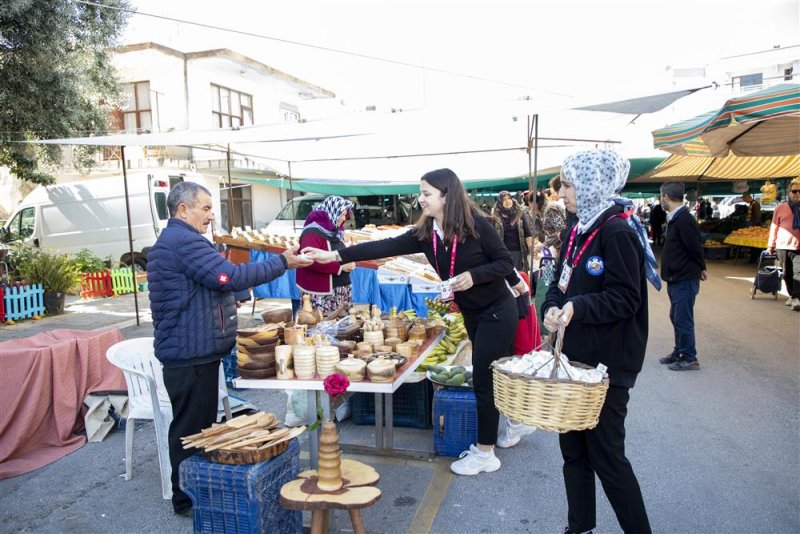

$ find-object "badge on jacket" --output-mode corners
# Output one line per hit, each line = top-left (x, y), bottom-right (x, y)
(218, 273), (230, 284)
(585, 256), (605, 276)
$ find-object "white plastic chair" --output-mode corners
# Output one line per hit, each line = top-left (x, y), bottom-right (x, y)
(106, 337), (233, 499)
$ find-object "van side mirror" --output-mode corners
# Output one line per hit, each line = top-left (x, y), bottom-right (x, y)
(0, 226), (8, 243)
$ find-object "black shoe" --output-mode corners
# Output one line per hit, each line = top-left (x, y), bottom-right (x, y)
(659, 353), (679, 364)
(173, 505), (192, 517)
(563, 527), (593, 534)
(668, 359), (700, 371)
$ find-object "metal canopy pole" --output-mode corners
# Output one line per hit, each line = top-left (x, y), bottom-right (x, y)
(120, 146), (140, 326)
(527, 114), (540, 282)
(288, 161), (297, 233)
(226, 143), (236, 230)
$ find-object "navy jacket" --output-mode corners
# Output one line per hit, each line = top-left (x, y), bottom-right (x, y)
(660, 206), (706, 283)
(148, 219), (287, 368)
(542, 206), (648, 388)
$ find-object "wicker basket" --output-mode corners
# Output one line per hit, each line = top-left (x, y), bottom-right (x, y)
(491, 327), (609, 433)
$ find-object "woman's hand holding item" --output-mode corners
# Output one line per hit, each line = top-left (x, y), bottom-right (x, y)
(341, 262), (357, 273)
(512, 278), (528, 296)
(449, 271), (474, 292)
(543, 301), (574, 330)
(283, 245), (314, 268)
(301, 247), (337, 263)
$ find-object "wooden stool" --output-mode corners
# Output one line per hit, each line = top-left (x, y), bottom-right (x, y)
(280, 458), (381, 534)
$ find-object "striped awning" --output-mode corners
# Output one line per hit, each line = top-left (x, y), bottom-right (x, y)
(633, 153), (800, 183)
(653, 83), (800, 157)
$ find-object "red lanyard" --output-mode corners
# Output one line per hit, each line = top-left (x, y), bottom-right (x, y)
(563, 214), (623, 268)
(432, 232), (458, 279)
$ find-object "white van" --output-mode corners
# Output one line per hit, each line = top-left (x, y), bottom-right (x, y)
(1, 173), (174, 269)
(263, 194), (325, 236)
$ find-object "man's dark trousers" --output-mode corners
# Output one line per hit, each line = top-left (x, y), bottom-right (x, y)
(163, 360), (221, 512)
(559, 386), (651, 534)
(667, 279), (700, 360)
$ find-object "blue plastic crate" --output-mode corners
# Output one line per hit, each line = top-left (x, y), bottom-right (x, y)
(223, 348), (240, 389)
(180, 439), (302, 534)
(351, 379), (432, 429)
(433, 389), (478, 457)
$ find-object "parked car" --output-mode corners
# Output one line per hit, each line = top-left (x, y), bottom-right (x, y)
(264, 194), (409, 236)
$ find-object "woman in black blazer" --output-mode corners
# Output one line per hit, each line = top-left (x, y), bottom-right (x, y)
(303, 168), (526, 476)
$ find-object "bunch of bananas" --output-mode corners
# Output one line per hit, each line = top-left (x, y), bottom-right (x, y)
(418, 313), (468, 371)
(401, 309), (417, 321)
(424, 297), (453, 315)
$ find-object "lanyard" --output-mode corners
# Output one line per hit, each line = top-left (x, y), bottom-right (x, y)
(563, 214), (624, 268)
(432, 232), (458, 279)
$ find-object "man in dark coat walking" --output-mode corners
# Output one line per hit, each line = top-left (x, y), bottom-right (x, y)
(658, 181), (707, 371)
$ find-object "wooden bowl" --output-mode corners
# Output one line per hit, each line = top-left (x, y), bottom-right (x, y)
(238, 342), (276, 354)
(203, 438), (291, 465)
(261, 308), (293, 324)
(238, 359), (276, 371)
(238, 367), (277, 379)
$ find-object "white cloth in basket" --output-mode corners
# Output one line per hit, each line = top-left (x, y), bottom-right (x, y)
(498, 350), (605, 384)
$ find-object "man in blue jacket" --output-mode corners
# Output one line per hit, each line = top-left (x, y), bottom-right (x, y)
(658, 181), (707, 371)
(147, 181), (311, 514)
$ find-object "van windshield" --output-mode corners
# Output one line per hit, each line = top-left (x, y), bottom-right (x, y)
(275, 199), (321, 221)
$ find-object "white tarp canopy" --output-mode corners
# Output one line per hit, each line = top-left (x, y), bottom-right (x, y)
(26, 87), (707, 185)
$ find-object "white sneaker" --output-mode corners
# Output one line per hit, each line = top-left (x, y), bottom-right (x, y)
(450, 445), (501, 475)
(786, 297), (793, 306)
(496, 420), (536, 448)
(792, 298), (800, 311)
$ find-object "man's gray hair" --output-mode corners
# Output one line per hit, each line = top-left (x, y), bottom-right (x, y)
(167, 181), (212, 217)
(660, 181), (685, 202)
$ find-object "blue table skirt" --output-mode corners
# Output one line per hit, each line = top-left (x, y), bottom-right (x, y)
(249, 250), (436, 315)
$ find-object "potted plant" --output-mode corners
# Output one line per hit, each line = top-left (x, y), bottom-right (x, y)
(17, 249), (80, 315)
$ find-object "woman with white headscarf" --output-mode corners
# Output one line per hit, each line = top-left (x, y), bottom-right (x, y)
(541, 149), (651, 534)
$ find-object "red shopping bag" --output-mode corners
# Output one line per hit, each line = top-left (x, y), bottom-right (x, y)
(513, 271), (542, 355)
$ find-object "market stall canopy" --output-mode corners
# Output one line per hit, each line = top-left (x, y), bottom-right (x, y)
(574, 86), (711, 114)
(633, 153), (800, 183)
(652, 83), (800, 157)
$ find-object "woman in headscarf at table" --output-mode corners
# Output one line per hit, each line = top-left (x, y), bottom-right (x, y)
(295, 195), (357, 316)
(541, 149), (652, 534)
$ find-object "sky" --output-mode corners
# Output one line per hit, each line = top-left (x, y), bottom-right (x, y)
(119, 0), (800, 180)
(123, 0), (800, 111)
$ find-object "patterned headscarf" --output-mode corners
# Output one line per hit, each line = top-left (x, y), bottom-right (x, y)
(306, 195), (354, 239)
(561, 148), (662, 291)
(560, 149), (631, 227)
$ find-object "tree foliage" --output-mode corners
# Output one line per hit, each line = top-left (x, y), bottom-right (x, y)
(0, 0), (131, 185)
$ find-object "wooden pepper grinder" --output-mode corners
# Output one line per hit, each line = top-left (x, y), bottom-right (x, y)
(296, 294), (323, 326)
(316, 421), (344, 491)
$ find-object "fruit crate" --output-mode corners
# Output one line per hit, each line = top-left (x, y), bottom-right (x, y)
(180, 439), (302, 534)
(433, 389), (478, 457)
(351, 379), (433, 429)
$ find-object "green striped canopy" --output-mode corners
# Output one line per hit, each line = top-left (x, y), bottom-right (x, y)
(653, 83), (800, 157)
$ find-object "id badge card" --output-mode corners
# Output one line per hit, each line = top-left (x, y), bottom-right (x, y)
(558, 264), (573, 293)
(440, 280), (454, 301)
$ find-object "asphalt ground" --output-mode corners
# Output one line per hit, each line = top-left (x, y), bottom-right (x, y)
(0, 255), (798, 533)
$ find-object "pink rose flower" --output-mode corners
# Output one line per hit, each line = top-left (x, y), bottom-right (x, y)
(323, 373), (350, 398)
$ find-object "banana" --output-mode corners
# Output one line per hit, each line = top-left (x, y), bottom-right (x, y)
(440, 339), (455, 353)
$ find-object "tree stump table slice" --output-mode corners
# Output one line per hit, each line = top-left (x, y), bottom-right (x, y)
(280, 459), (381, 534)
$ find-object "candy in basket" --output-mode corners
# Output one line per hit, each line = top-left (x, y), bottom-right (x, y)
(491, 323), (609, 433)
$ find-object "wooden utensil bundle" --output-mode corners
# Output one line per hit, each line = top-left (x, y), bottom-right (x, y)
(181, 412), (305, 451)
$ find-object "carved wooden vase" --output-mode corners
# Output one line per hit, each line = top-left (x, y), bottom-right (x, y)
(317, 421), (343, 491)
